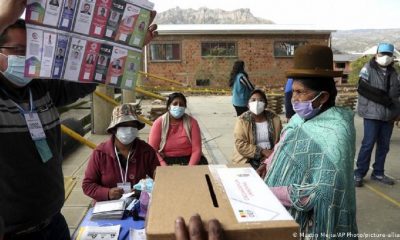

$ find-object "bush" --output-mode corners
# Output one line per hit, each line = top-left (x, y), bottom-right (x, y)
(349, 55), (400, 85)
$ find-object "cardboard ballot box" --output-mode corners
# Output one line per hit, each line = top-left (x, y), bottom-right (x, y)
(146, 166), (299, 240)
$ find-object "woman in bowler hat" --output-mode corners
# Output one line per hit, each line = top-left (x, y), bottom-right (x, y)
(259, 45), (358, 238)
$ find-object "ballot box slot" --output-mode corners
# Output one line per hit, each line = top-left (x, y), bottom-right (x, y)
(205, 174), (219, 208)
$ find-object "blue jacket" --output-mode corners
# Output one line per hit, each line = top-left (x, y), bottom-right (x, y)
(232, 73), (254, 107)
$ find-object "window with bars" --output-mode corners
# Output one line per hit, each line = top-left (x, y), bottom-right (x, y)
(201, 42), (237, 57)
(149, 43), (181, 61)
(274, 41), (307, 57)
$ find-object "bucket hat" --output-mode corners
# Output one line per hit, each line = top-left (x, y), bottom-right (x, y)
(286, 45), (343, 78)
(107, 103), (145, 133)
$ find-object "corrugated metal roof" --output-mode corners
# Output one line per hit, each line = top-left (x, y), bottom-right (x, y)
(157, 24), (336, 35)
(333, 54), (363, 62)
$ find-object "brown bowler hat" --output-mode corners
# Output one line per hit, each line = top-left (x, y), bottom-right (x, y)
(286, 45), (343, 78)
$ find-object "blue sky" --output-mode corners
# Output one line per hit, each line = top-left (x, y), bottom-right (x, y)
(151, 0), (400, 30)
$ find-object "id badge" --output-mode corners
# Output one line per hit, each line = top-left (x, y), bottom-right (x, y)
(24, 112), (46, 140)
(117, 182), (131, 193)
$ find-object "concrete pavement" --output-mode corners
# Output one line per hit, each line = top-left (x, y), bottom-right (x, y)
(62, 95), (400, 237)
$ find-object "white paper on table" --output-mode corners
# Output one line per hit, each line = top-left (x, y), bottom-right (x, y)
(217, 167), (294, 223)
(77, 225), (120, 240)
(129, 228), (146, 240)
(93, 199), (125, 214)
(120, 192), (135, 200)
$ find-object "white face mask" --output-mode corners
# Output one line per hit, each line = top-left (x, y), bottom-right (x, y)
(249, 101), (265, 115)
(0, 54), (33, 87)
(376, 55), (393, 67)
(116, 127), (138, 145)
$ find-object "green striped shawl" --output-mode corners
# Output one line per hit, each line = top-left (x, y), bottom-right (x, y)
(265, 107), (358, 239)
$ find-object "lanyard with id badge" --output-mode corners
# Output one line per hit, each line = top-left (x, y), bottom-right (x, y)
(6, 89), (53, 163)
(114, 146), (134, 193)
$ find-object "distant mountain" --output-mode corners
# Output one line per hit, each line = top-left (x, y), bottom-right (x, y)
(154, 8), (399, 54)
(332, 29), (400, 54)
(154, 7), (274, 24)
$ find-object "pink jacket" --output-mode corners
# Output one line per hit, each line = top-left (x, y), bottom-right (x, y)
(148, 115), (202, 165)
(82, 137), (160, 201)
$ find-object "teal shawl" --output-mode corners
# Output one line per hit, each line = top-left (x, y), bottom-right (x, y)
(265, 107), (358, 239)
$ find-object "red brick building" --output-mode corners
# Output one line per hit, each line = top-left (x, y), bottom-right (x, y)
(333, 54), (362, 84)
(144, 24), (334, 88)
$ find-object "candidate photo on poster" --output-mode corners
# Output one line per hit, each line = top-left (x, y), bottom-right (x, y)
(49, 0), (60, 7)
(109, 11), (120, 22)
(138, 21), (145, 31)
(86, 54), (95, 64)
(73, 50), (80, 59)
(98, 7), (106, 17)
(128, 62), (135, 71)
(64, 0), (75, 10)
(80, 3), (91, 15)
(97, 55), (107, 66)
(112, 59), (122, 70)
(55, 48), (64, 59)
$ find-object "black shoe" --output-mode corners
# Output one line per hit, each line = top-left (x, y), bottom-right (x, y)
(370, 174), (395, 185)
(354, 176), (363, 187)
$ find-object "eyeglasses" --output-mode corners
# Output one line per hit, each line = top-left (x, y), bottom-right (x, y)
(0, 45), (26, 55)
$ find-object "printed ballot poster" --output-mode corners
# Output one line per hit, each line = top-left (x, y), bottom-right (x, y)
(43, 0), (63, 27)
(121, 49), (141, 89)
(52, 34), (69, 78)
(40, 31), (58, 77)
(106, 46), (128, 86)
(24, 0), (154, 90)
(25, 28), (43, 78)
(59, 0), (78, 31)
(89, 0), (113, 37)
(26, 0), (47, 24)
(94, 44), (113, 83)
(79, 41), (101, 82)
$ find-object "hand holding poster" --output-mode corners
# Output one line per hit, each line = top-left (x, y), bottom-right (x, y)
(25, 0), (154, 90)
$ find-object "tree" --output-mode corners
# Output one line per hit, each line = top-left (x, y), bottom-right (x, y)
(348, 55), (371, 85)
(349, 56), (400, 85)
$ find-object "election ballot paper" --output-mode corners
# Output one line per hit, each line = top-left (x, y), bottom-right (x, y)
(76, 225), (121, 240)
(146, 165), (299, 240)
(24, 0), (154, 90)
(91, 199), (126, 220)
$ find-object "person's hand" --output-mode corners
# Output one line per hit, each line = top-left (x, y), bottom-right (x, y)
(256, 162), (267, 179)
(0, 0), (26, 33)
(175, 214), (224, 240)
(143, 10), (158, 46)
(261, 149), (272, 158)
(108, 187), (124, 200)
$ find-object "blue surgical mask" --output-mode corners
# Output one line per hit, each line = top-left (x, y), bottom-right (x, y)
(169, 105), (185, 119)
(0, 55), (33, 87)
(292, 92), (322, 120)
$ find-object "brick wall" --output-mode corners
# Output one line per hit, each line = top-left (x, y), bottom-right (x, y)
(145, 34), (330, 89)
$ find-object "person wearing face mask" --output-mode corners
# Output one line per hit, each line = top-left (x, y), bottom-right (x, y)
(354, 42), (400, 187)
(0, 15), (96, 240)
(258, 45), (358, 238)
(82, 104), (160, 201)
(148, 92), (205, 165)
(232, 89), (282, 169)
(0, 2), (158, 238)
